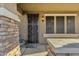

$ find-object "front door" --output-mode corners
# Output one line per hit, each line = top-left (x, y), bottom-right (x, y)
(28, 14), (39, 43)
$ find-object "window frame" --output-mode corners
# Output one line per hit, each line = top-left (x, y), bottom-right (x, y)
(46, 16), (54, 34)
(45, 14), (77, 34)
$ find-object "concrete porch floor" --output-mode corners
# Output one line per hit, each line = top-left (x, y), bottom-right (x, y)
(21, 44), (48, 56)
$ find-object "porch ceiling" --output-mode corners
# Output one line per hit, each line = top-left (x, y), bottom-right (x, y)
(18, 3), (79, 12)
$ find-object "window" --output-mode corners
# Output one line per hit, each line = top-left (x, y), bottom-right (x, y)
(56, 16), (64, 33)
(46, 16), (54, 33)
(46, 15), (76, 34)
(67, 16), (75, 33)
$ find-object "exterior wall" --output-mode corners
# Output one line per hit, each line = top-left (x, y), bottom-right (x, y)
(0, 3), (21, 56)
(76, 13), (79, 33)
(2, 3), (17, 14)
(39, 12), (79, 43)
(39, 13), (46, 43)
(19, 4), (79, 44)
(6, 45), (21, 56)
(23, 12), (79, 44)
(0, 4), (3, 7)
(0, 16), (21, 56)
(19, 14), (28, 41)
(24, 12), (79, 44)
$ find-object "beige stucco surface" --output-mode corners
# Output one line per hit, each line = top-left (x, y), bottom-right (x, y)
(19, 14), (28, 41)
(2, 3), (78, 44)
(2, 3), (17, 13)
(17, 4), (79, 44)
(38, 13), (79, 43)
(20, 13), (79, 43)
(0, 3), (3, 7)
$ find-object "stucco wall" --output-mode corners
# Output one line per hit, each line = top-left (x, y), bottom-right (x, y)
(38, 13), (46, 43)
(19, 14), (28, 41)
(18, 4), (79, 44)
(2, 3), (17, 13)
(0, 3), (3, 7)
(22, 12), (79, 44)
(76, 13), (79, 34)
(39, 12), (79, 43)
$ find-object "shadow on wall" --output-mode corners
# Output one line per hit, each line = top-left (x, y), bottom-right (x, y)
(19, 35), (26, 46)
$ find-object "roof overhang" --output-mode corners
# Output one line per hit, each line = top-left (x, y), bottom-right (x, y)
(18, 3), (79, 12)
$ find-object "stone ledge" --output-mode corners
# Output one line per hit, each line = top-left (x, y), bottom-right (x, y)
(44, 34), (79, 38)
(47, 39), (79, 56)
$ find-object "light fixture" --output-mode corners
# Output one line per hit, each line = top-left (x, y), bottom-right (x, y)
(42, 15), (44, 22)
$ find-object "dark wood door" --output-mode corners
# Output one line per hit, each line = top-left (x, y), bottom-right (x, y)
(28, 14), (39, 43)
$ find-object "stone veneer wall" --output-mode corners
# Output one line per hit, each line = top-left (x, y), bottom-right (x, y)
(0, 16), (21, 56)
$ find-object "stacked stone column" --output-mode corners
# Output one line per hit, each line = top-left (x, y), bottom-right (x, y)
(0, 16), (21, 56)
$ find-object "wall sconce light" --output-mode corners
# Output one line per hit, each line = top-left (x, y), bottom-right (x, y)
(42, 16), (44, 22)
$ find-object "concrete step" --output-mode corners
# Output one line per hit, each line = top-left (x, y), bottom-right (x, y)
(24, 51), (48, 56)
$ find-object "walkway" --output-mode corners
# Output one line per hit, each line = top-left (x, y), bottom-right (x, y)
(21, 44), (48, 56)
